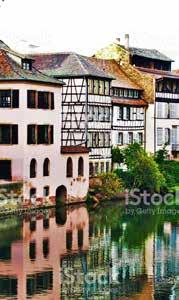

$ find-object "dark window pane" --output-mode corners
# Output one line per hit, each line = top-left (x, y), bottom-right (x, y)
(27, 90), (36, 108)
(12, 90), (19, 108)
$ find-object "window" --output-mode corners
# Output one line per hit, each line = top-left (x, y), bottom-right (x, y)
(0, 125), (18, 144)
(66, 231), (72, 250)
(0, 90), (19, 108)
(126, 107), (130, 120)
(78, 229), (83, 248)
(88, 79), (93, 94)
(99, 81), (105, 95)
(100, 162), (104, 173)
(43, 239), (49, 258)
(93, 106), (98, 122)
(93, 132), (99, 147)
(128, 90), (133, 98)
(29, 242), (36, 260)
(43, 186), (50, 197)
(38, 92), (49, 109)
(89, 163), (94, 177)
(88, 133), (93, 147)
(128, 132), (133, 144)
(165, 128), (170, 145)
(124, 89), (128, 97)
(88, 106), (93, 121)
(118, 132), (123, 145)
(43, 218), (49, 230)
(93, 80), (99, 94)
(30, 188), (36, 201)
(67, 157), (73, 178)
(30, 220), (36, 232)
(134, 90), (139, 99)
(78, 157), (84, 177)
(105, 133), (110, 147)
(172, 126), (177, 145)
(88, 79), (110, 96)
(27, 90), (36, 108)
(119, 107), (123, 120)
(106, 161), (110, 173)
(104, 81), (110, 96)
(157, 128), (163, 146)
(99, 132), (105, 147)
(136, 108), (144, 120)
(169, 103), (177, 119)
(27, 125), (53, 145)
(99, 106), (105, 121)
(30, 159), (37, 178)
(22, 59), (32, 71)
(43, 158), (50, 176)
(95, 162), (99, 175)
(0, 160), (11, 180)
(27, 91), (54, 110)
(157, 102), (163, 118)
(105, 107), (110, 121)
(138, 133), (143, 144)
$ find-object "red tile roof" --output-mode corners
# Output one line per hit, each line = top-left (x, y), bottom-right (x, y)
(112, 98), (148, 107)
(89, 57), (142, 90)
(61, 146), (89, 154)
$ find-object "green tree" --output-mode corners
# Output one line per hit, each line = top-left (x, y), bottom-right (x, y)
(155, 145), (168, 164)
(112, 147), (124, 164)
(123, 142), (145, 169)
(131, 154), (166, 192)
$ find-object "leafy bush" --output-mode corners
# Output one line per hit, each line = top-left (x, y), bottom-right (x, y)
(97, 172), (123, 199)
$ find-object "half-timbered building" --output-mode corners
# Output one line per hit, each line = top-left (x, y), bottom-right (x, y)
(0, 41), (89, 205)
(95, 35), (179, 158)
(130, 49), (179, 158)
(32, 53), (113, 175)
(89, 58), (147, 149)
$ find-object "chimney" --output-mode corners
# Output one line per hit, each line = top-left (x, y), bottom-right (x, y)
(125, 34), (129, 50)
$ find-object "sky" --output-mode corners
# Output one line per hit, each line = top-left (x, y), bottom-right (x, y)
(1, 0), (179, 68)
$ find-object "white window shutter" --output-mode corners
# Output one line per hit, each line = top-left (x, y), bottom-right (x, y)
(157, 128), (163, 146)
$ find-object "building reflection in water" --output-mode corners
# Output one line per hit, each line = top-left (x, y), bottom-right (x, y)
(0, 204), (179, 299)
(0, 204), (89, 299)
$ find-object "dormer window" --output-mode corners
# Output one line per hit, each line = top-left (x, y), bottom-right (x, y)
(22, 59), (32, 71)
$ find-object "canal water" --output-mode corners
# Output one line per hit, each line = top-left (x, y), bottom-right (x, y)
(0, 202), (179, 299)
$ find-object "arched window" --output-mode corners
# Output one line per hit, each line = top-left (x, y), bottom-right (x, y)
(43, 158), (50, 176)
(30, 159), (37, 178)
(78, 157), (84, 177)
(66, 157), (73, 178)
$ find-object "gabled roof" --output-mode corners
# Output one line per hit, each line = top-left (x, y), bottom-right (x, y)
(89, 57), (142, 90)
(0, 41), (63, 85)
(30, 52), (113, 79)
(129, 47), (174, 62)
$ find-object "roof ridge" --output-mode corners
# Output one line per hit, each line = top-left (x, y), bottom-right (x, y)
(72, 53), (89, 75)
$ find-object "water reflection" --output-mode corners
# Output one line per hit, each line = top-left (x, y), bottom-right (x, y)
(0, 203), (178, 299)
